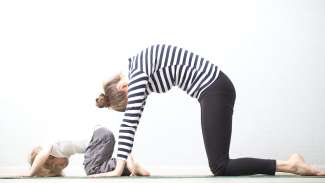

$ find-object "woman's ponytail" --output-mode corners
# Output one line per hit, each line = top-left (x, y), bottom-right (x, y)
(96, 93), (110, 108)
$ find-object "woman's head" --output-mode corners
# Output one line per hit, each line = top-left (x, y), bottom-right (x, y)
(29, 146), (68, 176)
(96, 74), (128, 112)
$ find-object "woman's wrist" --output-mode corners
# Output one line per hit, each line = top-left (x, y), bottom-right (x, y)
(115, 159), (127, 176)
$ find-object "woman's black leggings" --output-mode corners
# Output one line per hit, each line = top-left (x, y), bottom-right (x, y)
(198, 71), (276, 176)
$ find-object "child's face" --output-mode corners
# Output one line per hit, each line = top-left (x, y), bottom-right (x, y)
(46, 156), (69, 170)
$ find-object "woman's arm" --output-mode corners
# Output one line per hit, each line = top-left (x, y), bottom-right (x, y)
(91, 71), (149, 177)
(117, 71), (149, 160)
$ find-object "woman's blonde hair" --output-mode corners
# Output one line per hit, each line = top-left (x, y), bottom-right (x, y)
(28, 146), (63, 177)
(96, 74), (127, 112)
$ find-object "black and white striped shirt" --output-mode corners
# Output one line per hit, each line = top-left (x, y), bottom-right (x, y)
(117, 44), (220, 160)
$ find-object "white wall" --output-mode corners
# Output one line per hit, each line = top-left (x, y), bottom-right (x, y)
(0, 0), (324, 172)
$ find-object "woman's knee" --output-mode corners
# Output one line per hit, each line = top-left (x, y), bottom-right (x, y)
(209, 159), (229, 176)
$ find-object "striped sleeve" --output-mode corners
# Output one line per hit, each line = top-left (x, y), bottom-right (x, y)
(117, 70), (149, 160)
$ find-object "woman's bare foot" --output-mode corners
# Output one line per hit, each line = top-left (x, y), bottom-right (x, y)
(287, 154), (324, 176)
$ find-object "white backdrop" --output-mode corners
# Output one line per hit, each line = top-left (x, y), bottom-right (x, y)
(0, 0), (325, 173)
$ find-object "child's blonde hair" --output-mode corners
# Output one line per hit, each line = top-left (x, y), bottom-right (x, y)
(28, 146), (63, 177)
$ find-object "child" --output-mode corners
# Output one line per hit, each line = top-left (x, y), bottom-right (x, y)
(25, 127), (149, 177)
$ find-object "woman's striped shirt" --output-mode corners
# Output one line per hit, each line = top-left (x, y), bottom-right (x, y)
(117, 44), (220, 160)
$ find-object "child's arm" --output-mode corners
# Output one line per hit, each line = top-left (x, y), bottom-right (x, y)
(27, 145), (52, 176)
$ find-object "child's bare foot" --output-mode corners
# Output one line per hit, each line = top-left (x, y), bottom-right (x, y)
(288, 154), (322, 176)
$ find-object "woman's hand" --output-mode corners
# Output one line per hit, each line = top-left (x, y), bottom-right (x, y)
(88, 160), (126, 177)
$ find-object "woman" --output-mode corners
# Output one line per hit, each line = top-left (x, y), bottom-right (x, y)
(94, 44), (325, 176)
(23, 127), (149, 177)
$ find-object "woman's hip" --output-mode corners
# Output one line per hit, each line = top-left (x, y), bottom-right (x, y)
(199, 71), (236, 106)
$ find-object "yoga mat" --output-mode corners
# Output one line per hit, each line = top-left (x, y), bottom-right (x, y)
(1, 175), (325, 179)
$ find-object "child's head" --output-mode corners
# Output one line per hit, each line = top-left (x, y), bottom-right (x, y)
(96, 74), (128, 112)
(29, 146), (68, 176)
